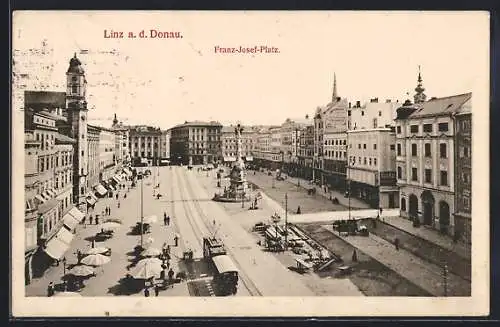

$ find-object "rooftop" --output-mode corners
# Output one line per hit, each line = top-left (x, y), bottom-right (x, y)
(171, 121), (223, 129)
(55, 133), (76, 144)
(408, 93), (472, 119)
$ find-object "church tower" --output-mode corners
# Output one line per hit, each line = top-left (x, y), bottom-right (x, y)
(332, 72), (338, 102)
(413, 65), (427, 104)
(66, 53), (89, 206)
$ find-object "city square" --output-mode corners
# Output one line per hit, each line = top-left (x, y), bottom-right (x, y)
(14, 13), (477, 302)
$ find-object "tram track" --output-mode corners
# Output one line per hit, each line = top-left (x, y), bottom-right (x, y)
(179, 169), (263, 297)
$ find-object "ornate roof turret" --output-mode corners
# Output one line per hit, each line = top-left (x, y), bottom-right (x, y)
(67, 53), (85, 74)
(413, 65), (427, 104)
(113, 113), (119, 126)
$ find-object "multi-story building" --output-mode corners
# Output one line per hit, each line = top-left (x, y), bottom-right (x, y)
(111, 114), (131, 166)
(269, 126), (282, 169)
(159, 129), (170, 165)
(323, 128), (347, 191)
(454, 105), (472, 243)
(97, 127), (116, 181)
(347, 127), (398, 208)
(129, 125), (163, 165)
(395, 88), (472, 236)
(350, 98), (400, 130)
(24, 108), (78, 283)
(253, 127), (272, 167)
(169, 121), (223, 165)
(87, 124), (101, 193)
(278, 118), (312, 174)
(298, 124), (314, 180)
(221, 125), (256, 164)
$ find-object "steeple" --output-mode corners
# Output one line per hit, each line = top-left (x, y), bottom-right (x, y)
(332, 72), (338, 102)
(413, 65), (427, 104)
(113, 113), (118, 126)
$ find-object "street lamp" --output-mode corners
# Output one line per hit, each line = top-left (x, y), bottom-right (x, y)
(284, 193), (288, 250)
(140, 174), (144, 249)
(62, 256), (67, 290)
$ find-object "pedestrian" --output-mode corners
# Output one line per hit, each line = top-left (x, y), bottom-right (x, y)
(166, 216), (170, 226)
(394, 237), (400, 251)
(154, 284), (160, 296)
(89, 215), (93, 225)
(168, 268), (174, 283)
(116, 193), (119, 200)
(296, 206), (301, 214)
(108, 206), (111, 216)
(47, 282), (54, 297)
(144, 287), (150, 297)
(91, 239), (95, 248)
(379, 207), (383, 215)
(124, 193), (127, 199)
(166, 244), (170, 255)
(164, 213), (167, 226)
(77, 250), (82, 264)
(166, 259), (170, 270)
(174, 234), (179, 247)
(117, 201), (120, 208)
(82, 216), (86, 225)
(160, 268), (166, 280)
(352, 249), (358, 262)
(95, 216), (99, 225)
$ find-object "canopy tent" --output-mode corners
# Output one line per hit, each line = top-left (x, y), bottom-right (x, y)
(55, 226), (74, 245)
(46, 188), (57, 197)
(67, 207), (85, 222)
(112, 175), (122, 183)
(86, 193), (97, 206)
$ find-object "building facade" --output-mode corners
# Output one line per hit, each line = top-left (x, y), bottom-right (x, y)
(221, 125), (256, 164)
(160, 129), (170, 164)
(454, 107), (472, 243)
(169, 121), (223, 165)
(349, 98), (400, 130)
(87, 124), (101, 192)
(98, 127), (117, 181)
(347, 128), (398, 209)
(298, 124), (314, 180)
(395, 91), (472, 237)
(129, 125), (163, 165)
(323, 129), (347, 191)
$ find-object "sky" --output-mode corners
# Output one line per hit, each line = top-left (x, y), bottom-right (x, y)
(12, 11), (488, 129)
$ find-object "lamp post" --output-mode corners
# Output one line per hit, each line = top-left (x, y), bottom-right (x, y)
(284, 193), (288, 250)
(62, 256), (67, 290)
(443, 263), (449, 296)
(346, 130), (351, 221)
(140, 174), (144, 249)
(295, 128), (300, 187)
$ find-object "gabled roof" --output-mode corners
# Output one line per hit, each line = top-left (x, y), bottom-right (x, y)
(408, 93), (472, 119)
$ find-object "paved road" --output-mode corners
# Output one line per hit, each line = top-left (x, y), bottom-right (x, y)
(195, 167), (364, 296)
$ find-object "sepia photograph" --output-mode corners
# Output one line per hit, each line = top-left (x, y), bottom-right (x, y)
(11, 11), (489, 317)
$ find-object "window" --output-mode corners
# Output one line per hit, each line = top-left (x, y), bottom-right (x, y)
(410, 125), (419, 133)
(81, 150), (84, 157)
(373, 118), (378, 128)
(397, 143), (402, 156)
(412, 168), (418, 181)
(369, 158), (372, 165)
(397, 167), (402, 179)
(411, 144), (417, 156)
(72, 85), (78, 94)
(373, 144), (377, 150)
(425, 169), (432, 183)
(363, 144), (367, 149)
(373, 158), (377, 165)
(422, 143), (431, 157)
(438, 122), (449, 132)
(401, 198), (406, 211)
(397, 126), (401, 134)
(364, 157), (367, 165)
(463, 146), (470, 158)
(423, 124), (433, 133)
(463, 172), (470, 184)
(361, 111), (364, 116)
(378, 111), (382, 117)
(440, 143), (447, 158)
(348, 110), (351, 116)
(440, 170), (448, 186)
(390, 144), (395, 151)
(358, 144), (361, 149)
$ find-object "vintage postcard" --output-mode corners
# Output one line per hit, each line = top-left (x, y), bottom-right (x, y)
(11, 11), (490, 317)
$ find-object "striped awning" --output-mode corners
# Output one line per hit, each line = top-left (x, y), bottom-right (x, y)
(46, 188), (57, 197)
(95, 184), (107, 196)
(113, 175), (122, 183)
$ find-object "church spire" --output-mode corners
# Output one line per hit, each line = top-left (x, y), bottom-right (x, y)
(413, 65), (427, 104)
(332, 72), (338, 102)
(112, 113), (118, 126)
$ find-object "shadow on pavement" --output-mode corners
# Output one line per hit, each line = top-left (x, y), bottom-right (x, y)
(107, 277), (143, 296)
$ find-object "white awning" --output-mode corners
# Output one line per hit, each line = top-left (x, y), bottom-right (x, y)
(68, 207), (85, 222)
(113, 175), (122, 183)
(95, 184), (107, 196)
(245, 156), (254, 161)
(63, 213), (79, 230)
(86, 193), (97, 205)
(46, 189), (57, 197)
(224, 157), (236, 162)
(56, 226), (74, 244)
(44, 237), (69, 260)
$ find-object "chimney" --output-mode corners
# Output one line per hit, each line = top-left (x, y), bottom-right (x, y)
(336, 97), (341, 101)
(356, 101), (361, 108)
(370, 98), (379, 103)
(385, 99), (391, 103)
